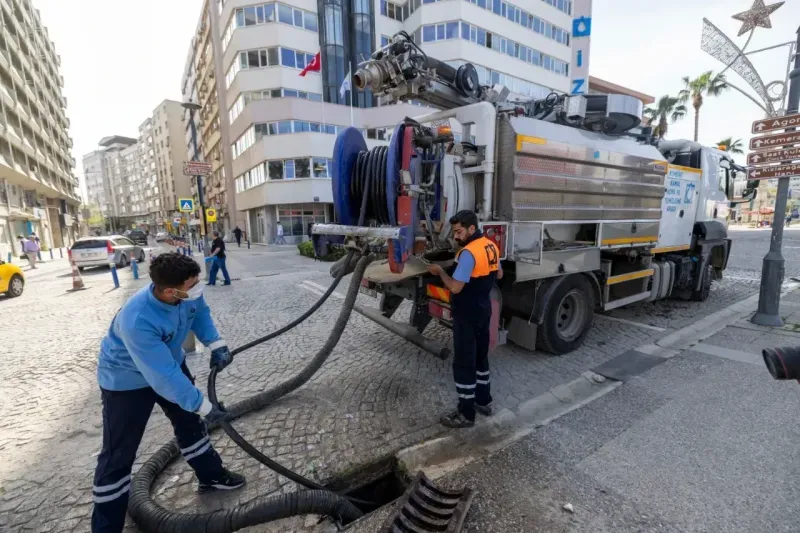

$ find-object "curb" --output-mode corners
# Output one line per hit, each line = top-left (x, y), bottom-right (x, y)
(395, 371), (620, 479)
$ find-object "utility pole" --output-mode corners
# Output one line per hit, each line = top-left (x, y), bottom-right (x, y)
(752, 27), (800, 327)
(182, 101), (211, 276)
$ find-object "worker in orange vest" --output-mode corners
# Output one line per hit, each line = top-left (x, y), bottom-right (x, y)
(428, 210), (502, 428)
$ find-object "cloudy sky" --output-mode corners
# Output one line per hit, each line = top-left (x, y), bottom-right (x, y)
(33, 0), (799, 201)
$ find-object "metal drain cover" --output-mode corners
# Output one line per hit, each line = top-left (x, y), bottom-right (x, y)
(380, 472), (474, 533)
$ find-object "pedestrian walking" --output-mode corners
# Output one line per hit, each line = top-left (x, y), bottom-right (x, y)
(233, 226), (243, 247)
(427, 210), (502, 428)
(275, 223), (286, 245)
(23, 233), (40, 269)
(207, 230), (231, 286)
(91, 253), (243, 533)
(307, 222), (314, 242)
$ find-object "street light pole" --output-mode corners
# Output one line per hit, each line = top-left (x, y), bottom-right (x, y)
(752, 27), (800, 327)
(182, 101), (210, 276)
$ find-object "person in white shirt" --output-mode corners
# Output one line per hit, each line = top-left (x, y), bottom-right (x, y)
(274, 223), (286, 245)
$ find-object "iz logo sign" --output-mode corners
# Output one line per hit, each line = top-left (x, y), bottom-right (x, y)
(571, 79), (586, 95)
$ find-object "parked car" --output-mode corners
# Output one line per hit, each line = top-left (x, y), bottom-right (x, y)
(0, 259), (24, 297)
(69, 236), (146, 270)
(155, 231), (169, 242)
(127, 229), (148, 245)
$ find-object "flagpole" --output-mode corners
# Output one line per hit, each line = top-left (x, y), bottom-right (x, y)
(349, 88), (354, 127)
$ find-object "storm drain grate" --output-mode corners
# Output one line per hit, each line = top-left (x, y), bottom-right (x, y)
(380, 472), (474, 533)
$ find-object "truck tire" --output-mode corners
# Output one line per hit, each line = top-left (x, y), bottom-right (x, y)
(537, 274), (595, 354)
(691, 263), (712, 302)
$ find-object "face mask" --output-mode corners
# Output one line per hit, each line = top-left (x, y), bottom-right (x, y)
(175, 284), (204, 301)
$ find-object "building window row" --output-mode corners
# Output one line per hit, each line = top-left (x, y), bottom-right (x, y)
(225, 46), (317, 88)
(229, 88), (324, 123)
(542, 0), (572, 16)
(446, 59), (553, 99)
(421, 22), (569, 76)
(233, 119), (367, 159)
(235, 157), (334, 192)
(223, 2), (318, 50)
(463, 0), (569, 46)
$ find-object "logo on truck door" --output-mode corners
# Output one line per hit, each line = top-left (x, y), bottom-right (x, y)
(684, 183), (696, 205)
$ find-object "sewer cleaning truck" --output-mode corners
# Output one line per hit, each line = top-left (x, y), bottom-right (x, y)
(311, 32), (758, 355)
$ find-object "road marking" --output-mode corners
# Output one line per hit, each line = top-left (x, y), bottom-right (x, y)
(302, 280), (345, 299)
(298, 283), (326, 298)
(724, 276), (761, 282)
(594, 314), (666, 332)
(690, 342), (762, 366)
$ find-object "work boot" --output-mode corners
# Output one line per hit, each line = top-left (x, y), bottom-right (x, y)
(475, 403), (493, 417)
(440, 410), (475, 429)
(198, 469), (246, 493)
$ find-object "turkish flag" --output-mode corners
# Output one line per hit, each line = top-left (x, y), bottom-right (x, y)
(300, 52), (321, 77)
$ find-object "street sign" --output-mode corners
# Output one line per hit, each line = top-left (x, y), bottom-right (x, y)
(183, 161), (212, 176)
(747, 163), (800, 181)
(752, 113), (800, 134)
(747, 147), (800, 166)
(749, 131), (800, 150)
(205, 208), (217, 222)
(178, 198), (194, 212)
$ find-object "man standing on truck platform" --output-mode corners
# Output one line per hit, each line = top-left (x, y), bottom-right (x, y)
(91, 252), (244, 533)
(428, 210), (502, 428)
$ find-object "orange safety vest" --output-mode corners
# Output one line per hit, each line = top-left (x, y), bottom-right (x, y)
(456, 236), (500, 278)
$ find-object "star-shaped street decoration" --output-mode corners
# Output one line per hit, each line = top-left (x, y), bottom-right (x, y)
(732, 0), (784, 36)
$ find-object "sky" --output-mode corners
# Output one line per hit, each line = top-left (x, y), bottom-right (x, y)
(31, 0), (800, 202)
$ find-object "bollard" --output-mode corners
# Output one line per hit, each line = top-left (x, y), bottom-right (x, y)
(247, 240), (251, 249)
(109, 262), (120, 288)
(49, 249), (54, 260)
(6, 252), (10, 263)
(37, 250), (42, 260)
(131, 259), (139, 280)
(59, 247), (63, 258)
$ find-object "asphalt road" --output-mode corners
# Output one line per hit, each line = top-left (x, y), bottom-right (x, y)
(726, 227), (800, 280)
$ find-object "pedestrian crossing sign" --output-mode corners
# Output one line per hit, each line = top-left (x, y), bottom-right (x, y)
(206, 208), (217, 222)
(178, 198), (194, 212)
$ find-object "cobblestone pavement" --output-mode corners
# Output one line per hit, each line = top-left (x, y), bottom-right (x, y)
(0, 233), (778, 532)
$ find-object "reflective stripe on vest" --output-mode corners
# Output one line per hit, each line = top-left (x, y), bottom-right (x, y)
(456, 237), (500, 278)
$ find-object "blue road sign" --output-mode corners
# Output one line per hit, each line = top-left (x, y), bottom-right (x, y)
(178, 198), (194, 212)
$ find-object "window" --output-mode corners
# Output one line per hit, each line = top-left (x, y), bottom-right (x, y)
(381, 0), (406, 21)
(278, 4), (293, 24)
(268, 160), (283, 180)
(423, 22), (460, 42)
(281, 47), (296, 67)
(380, 35), (390, 47)
(313, 157), (329, 177)
(463, 0), (570, 46)
(304, 11), (317, 31)
(284, 159), (295, 178)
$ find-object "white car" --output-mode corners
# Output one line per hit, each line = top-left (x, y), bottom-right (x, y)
(155, 231), (169, 242)
(69, 236), (146, 270)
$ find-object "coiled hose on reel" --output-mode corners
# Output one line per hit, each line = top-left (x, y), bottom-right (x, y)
(129, 139), (381, 532)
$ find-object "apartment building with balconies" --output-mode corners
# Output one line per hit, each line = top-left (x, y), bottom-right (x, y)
(0, 0), (79, 259)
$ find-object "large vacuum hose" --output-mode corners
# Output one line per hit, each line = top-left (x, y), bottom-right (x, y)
(128, 254), (373, 532)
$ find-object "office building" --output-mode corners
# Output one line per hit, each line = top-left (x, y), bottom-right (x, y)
(83, 101), (195, 233)
(0, 0), (79, 260)
(191, 0), (650, 244)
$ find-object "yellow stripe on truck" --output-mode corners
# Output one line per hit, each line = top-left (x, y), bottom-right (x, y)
(516, 135), (547, 151)
(606, 269), (655, 286)
(601, 236), (658, 245)
(651, 244), (691, 254)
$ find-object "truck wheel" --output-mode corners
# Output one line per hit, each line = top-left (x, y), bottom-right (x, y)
(537, 275), (595, 354)
(691, 263), (713, 302)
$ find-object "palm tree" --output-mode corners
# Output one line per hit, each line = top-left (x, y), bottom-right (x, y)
(678, 71), (728, 142)
(717, 137), (744, 154)
(643, 95), (687, 139)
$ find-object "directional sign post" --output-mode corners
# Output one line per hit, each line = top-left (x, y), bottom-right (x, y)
(747, 163), (800, 180)
(751, 112), (800, 134)
(183, 161), (212, 176)
(749, 130), (800, 150)
(747, 147), (800, 166)
(750, 27), (800, 328)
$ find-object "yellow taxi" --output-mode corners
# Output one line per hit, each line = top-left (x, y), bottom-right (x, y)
(0, 259), (24, 297)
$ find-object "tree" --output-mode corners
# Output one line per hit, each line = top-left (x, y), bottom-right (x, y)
(717, 137), (744, 154)
(643, 95), (687, 139)
(678, 71), (728, 142)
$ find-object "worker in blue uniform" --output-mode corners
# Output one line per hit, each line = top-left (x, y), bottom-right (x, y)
(428, 210), (502, 428)
(91, 252), (243, 533)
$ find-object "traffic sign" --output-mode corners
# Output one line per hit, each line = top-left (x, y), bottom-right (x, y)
(205, 208), (217, 222)
(749, 131), (800, 150)
(183, 161), (212, 176)
(752, 113), (800, 134)
(747, 163), (800, 180)
(178, 198), (194, 212)
(747, 147), (800, 166)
